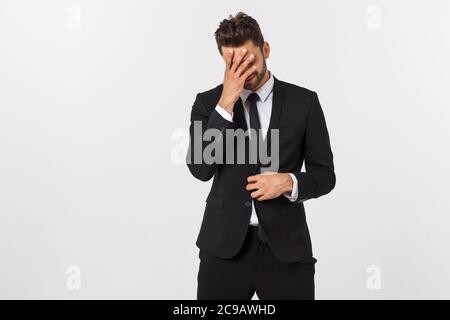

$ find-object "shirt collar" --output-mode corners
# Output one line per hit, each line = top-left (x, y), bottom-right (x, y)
(240, 70), (274, 104)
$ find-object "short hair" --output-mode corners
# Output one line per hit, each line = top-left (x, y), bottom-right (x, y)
(214, 12), (265, 55)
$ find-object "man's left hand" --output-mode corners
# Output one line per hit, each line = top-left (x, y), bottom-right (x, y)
(246, 172), (293, 201)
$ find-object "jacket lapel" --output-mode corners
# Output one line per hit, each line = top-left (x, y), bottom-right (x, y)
(254, 76), (285, 174)
(268, 76), (285, 137)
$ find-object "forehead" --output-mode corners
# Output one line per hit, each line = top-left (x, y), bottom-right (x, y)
(221, 40), (259, 53)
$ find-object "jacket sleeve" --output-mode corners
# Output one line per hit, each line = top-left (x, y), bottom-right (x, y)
(186, 92), (234, 181)
(293, 92), (336, 202)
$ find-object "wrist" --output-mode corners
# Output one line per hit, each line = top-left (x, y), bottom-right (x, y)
(218, 97), (234, 114)
(282, 173), (293, 193)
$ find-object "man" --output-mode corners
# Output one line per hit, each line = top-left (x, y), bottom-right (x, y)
(186, 12), (335, 300)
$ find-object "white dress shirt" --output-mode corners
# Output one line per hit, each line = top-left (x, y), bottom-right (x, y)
(214, 70), (299, 225)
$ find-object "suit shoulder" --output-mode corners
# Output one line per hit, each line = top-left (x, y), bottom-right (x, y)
(198, 83), (223, 100)
(193, 83), (223, 111)
(277, 79), (321, 115)
(279, 79), (316, 98)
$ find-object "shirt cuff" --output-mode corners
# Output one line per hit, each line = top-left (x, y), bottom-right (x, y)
(215, 105), (233, 122)
(283, 173), (299, 202)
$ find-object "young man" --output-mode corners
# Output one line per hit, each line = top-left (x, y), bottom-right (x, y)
(186, 12), (336, 300)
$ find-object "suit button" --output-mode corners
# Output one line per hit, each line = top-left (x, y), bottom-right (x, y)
(244, 201), (252, 208)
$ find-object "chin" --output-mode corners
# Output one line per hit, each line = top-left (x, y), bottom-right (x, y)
(244, 81), (255, 90)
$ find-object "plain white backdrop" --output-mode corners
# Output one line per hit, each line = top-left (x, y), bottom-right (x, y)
(0, 0), (449, 299)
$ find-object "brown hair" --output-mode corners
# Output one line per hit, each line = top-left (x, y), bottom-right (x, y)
(214, 12), (265, 55)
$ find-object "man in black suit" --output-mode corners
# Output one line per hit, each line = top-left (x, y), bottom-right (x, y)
(186, 12), (335, 300)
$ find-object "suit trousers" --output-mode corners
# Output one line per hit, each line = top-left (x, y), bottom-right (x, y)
(197, 225), (317, 300)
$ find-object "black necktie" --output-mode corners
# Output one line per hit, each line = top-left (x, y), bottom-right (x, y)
(247, 92), (268, 243)
(247, 92), (261, 169)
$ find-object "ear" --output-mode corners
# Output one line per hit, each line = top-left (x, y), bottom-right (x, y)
(262, 41), (270, 59)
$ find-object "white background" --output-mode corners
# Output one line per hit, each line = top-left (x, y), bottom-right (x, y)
(0, 0), (449, 299)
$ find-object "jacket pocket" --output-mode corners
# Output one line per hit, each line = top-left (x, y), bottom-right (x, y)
(205, 193), (224, 209)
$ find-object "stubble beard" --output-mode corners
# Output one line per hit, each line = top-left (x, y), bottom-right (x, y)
(244, 59), (267, 91)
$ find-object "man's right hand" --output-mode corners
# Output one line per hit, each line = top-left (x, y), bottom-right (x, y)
(218, 48), (256, 114)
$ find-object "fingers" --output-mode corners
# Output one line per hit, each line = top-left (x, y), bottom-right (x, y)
(251, 189), (264, 199)
(226, 48), (256, 81)
(236, 53), (254, 77)
(242, 65), (257, 81)
(256, 195), (267, 201)
(247, 174), (272, 201)
(224, 49), (234, 70)
(246, 182), (259, 191)
(247, 174), (263, 199)
(230, 48), (247, 73)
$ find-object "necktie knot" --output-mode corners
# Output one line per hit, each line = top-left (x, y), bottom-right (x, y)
(247, 92), (259, 107)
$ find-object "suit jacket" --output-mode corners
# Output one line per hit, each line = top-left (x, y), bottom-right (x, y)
(186, 76), (335, 264)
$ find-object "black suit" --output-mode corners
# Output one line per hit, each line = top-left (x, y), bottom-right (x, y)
(187, 76), (335, 299)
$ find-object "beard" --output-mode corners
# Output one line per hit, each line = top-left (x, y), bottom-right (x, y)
(243, 59), (267, 91)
